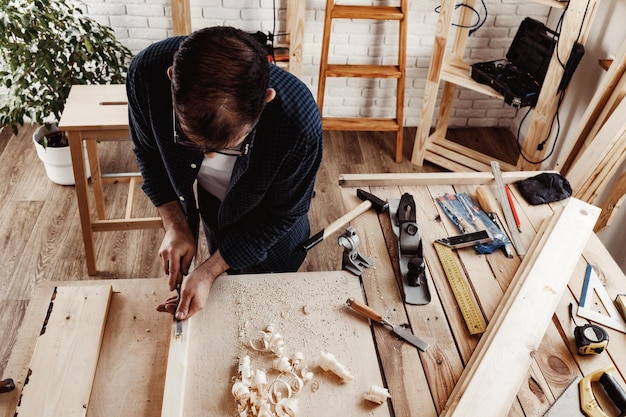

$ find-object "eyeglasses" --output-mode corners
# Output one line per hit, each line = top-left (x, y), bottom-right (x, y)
(173, 110), (250, 157)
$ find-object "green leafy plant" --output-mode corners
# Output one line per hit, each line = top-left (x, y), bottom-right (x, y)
(0, 0), (132, 142)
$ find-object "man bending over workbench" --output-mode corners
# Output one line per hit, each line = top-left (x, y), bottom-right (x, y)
(127, 26), (323, 320)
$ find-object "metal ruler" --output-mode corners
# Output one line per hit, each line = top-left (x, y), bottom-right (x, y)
(490, 161), (526, 257)
(434, 242), (486, 335)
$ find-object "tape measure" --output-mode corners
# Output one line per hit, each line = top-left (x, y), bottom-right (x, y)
(434, 242), (487, 335)
(569, 303), (609, 355)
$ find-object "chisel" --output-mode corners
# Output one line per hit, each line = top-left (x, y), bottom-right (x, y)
(175, 280), (183, 338)
(346, 298), (429, 351)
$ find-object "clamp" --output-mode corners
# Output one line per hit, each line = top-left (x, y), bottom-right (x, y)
(339, 226), (372, 276)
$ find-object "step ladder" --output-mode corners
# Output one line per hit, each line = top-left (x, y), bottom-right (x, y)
(317, 0), (408, 162)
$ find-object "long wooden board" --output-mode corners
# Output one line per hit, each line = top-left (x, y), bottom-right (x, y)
(162, 318), (191, 417)
(439, 198), (600, 417)
(15, 285), (112, 417)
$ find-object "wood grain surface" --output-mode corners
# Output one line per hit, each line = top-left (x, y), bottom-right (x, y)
(183, 271), (391, 416)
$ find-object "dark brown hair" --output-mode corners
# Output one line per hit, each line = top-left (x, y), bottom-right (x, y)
(171, 26), (270, 147)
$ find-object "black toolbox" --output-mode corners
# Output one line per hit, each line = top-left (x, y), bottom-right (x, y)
(470, 17), (557, 108)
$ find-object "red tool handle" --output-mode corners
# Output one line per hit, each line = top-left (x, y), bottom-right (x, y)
(346, 298), (383, 323)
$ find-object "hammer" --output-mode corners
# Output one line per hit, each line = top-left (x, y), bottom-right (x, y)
(302, 189), (388, 251)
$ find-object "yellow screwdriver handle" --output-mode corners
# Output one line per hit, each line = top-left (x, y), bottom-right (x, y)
(476, 185), (499, 215)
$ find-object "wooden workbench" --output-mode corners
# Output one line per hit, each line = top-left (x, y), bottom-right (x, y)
(337, 172), (626, 417)
(0, 273), (389, 417)
(1, 172), (625, 417)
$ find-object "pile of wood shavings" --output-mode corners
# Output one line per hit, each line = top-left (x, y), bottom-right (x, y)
(231, 324), (320, 417)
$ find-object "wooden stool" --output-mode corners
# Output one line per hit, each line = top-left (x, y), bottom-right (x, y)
(58, 84), (162, 275)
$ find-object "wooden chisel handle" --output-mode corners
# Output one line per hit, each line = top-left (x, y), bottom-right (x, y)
(475, 185), (498, 215)
(346, 298), (383, 323)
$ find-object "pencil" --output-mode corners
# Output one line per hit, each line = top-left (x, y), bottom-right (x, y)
(505, 184), (522, 232)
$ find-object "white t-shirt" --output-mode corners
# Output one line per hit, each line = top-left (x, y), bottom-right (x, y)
(196, 154), (236, 201)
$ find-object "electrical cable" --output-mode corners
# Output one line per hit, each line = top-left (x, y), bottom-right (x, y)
(435, 0), (488, 36)
(516, 0), (591, 165)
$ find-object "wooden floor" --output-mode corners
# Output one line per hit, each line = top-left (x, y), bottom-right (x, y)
(0, 124), (518, 376)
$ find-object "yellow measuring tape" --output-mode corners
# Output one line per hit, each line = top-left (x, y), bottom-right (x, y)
(434, 242), (487, 335)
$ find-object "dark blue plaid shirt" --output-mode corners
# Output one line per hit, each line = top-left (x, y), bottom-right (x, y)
(126, 36), (323, 270)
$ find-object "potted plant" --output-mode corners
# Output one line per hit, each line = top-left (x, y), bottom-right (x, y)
(0, 0), (132, 184)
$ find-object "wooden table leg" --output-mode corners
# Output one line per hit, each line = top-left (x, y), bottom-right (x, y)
(68, 131), (97, 275)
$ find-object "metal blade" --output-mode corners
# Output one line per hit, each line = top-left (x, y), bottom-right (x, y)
(543, 377), (584, 417)
(392, 324), (429, 352)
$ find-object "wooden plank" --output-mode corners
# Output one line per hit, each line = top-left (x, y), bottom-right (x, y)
(285, 0), (305, 77)
(15, 285), (112, 417)
(439, 198), (600, 417)
(340, 186), (440, 417)
(555, 38), (626, 174)
(578, 137), (626, 203)
(411, 0), (456, 165)
(182, 271), (390, 416)
(338, 171), (555, 187)
(171, 0), (191, 36)
(161, 319), (191, 417)
(566, 98), (626, 195)
(595, 170), (626, 232)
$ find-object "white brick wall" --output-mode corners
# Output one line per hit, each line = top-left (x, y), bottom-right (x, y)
(81, 0), (553, 128)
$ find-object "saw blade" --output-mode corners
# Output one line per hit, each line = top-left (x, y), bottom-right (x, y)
(542, 377), (584, 417)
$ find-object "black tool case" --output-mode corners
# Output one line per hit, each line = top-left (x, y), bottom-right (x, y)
(470, 17), (557, 108)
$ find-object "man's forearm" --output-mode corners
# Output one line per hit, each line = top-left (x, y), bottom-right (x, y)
(157, 200), (189, 231)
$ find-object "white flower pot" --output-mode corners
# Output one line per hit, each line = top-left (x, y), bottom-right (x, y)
(33, 124), (91, 185)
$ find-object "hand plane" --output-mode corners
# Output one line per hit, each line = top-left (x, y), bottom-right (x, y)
(389, 193), (431, 305)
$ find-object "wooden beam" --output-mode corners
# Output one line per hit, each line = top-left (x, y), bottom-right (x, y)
(171, 0), (191, 36)
(286, 0), (305, 77)
(161, 318), (191, 417)
(338, 171), (557, 187)
(566, 98), (626, 199)
(439, 198), (600, 417)
(15, 285), (112, 416)
(556, 38), (626, 174)
(595, 170), (626, 233)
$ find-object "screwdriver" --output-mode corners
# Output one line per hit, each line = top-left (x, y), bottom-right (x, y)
(475, 186), (514, 258)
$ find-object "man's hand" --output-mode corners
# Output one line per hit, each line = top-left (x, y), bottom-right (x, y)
(160, 226), (196, 290)
(157, 249), (230, 320)
(157, 201), (197, 290)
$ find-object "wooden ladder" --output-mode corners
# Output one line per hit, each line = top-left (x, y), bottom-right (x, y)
(317, 0), (408, 162)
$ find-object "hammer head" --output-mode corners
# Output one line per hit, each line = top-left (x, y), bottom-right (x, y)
(356, 189), (389, 213)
